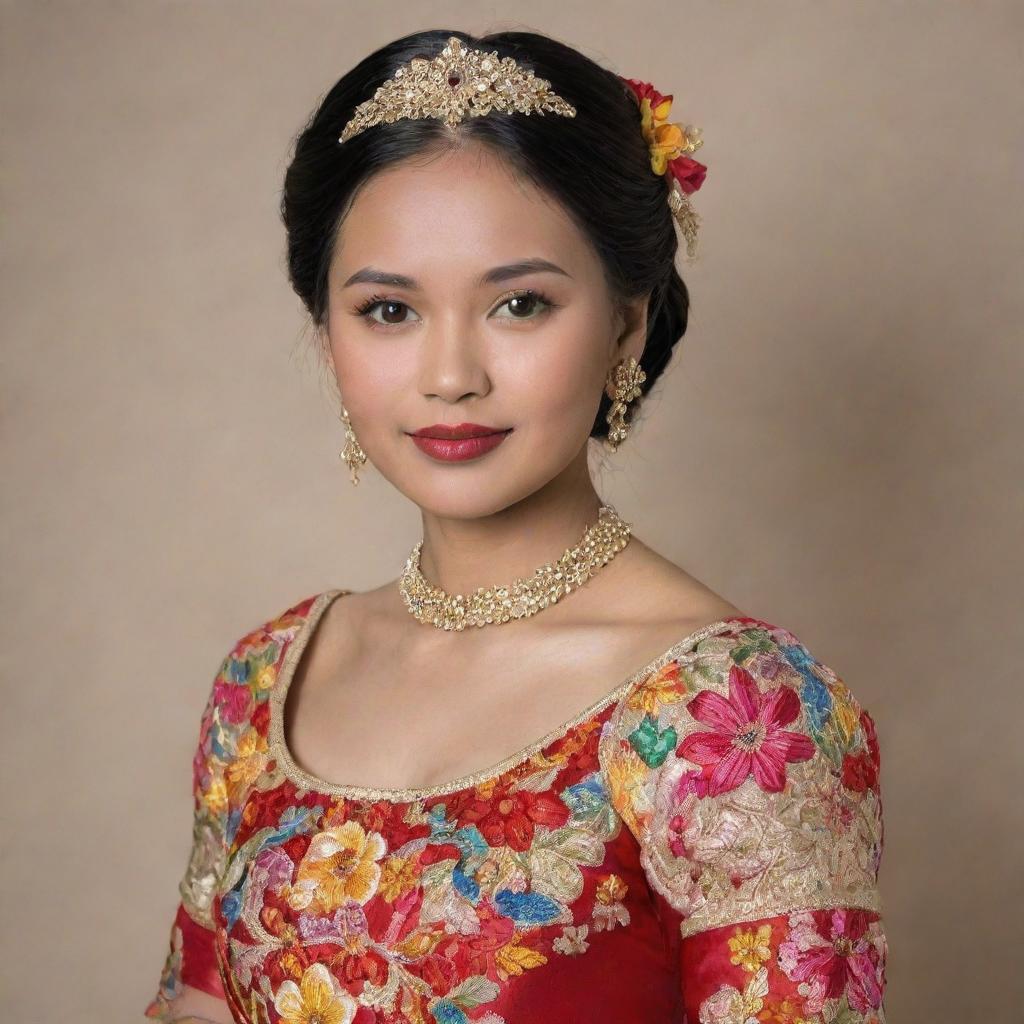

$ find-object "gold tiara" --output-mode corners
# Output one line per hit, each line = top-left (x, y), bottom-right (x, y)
(338, 36), (577, 143)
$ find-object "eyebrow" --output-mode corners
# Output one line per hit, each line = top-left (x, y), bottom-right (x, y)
(341, 257), (572, 291)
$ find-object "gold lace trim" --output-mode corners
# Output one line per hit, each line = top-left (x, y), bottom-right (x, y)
(267, 588), (749, 803)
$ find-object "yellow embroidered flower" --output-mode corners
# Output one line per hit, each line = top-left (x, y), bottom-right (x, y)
(377, 855), (418, 902)
(603, 745), (651, 837)
(290, 820), (387, 914)
(828, 677), (862, 746)
(393, 928), (443, 960)
(273, 962), (357, 1024)
(728, 923), (773, 973)
(202, 774), (228, 817)
(227, 728), (270, 794)
(253, 663), (277, 691)
(595, 873), (628, 904)
(278, 949), (304, 979)
(495, 935), (548, 979)
(626, 661), (688, 715)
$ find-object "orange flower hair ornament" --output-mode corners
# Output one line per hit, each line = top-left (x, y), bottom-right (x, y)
(620, 77), (707, 260)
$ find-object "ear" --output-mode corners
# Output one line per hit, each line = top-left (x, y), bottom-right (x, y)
(315, 323), (337, 378)
(606, 292), (650, 387)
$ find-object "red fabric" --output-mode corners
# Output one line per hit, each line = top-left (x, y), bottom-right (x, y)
(145, 592), (888, 1022)
(174, 901), (225, 996)
(143, 902), (224, 1019)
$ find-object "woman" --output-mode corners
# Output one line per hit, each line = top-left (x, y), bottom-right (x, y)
(145, 29), (887, 1024)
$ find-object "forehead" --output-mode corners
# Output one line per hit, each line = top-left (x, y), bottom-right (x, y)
(334, 144), (595, 276)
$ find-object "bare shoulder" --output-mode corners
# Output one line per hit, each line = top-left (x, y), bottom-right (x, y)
(609, 533), (746, 626)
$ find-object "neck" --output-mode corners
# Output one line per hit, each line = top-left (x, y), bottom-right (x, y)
(414, 453), (606, 596)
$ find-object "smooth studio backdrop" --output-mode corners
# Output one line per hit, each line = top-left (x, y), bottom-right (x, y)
(1, 2), (1021, 1020)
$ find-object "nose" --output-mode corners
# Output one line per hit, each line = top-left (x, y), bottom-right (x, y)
(416, 314), (491, 403)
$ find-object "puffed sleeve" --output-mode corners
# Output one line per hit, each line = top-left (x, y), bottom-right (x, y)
(144, 652), (234, 1018)
(600, 619), (888, 1022)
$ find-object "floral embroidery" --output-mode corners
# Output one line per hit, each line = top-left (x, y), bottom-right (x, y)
(274, 962), (359, 1024)
(687, 909), (887, 1023)
(551, 924), (589, 955)
(728, 923), (773, 972)
(591, 873), (631, 932)
(146, 594), (887, 1023)
(698, 966), (770, 1024)
(600, 623), (885, 940)
(288, 821), (387, 912)
(678, 664), (817, 796)
(779, 909), (886, 1016)
(445, 777), (571, 851)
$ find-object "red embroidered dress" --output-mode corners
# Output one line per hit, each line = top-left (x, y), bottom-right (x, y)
(145, 589), (887, 1023)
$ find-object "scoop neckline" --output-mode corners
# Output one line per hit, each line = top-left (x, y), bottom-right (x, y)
(267, 587), (759, 804)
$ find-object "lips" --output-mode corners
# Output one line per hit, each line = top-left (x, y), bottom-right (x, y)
(410, 422), (509, 439)
(407, 424), (512, 463)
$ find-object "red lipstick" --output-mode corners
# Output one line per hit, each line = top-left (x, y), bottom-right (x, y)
(408, 422), (512, 462)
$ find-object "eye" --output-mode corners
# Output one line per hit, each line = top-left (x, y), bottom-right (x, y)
(492, 289), (556, 321)
(353, 295), (421, 328)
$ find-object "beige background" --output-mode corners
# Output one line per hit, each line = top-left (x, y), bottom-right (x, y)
(1, 2), (1021, 1020)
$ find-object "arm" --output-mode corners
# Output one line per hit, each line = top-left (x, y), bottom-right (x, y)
(603, 621), (887, 1021)
(144, 655), (236, 1024)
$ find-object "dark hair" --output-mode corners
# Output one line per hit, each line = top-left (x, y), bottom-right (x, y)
(281, 28), (690, 443)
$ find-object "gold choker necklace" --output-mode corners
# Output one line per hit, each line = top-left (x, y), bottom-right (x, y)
(399, 503), (633, 630)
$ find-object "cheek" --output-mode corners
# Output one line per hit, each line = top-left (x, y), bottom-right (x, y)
(328, 331), (403, 405)
(505, 324), (608, 428)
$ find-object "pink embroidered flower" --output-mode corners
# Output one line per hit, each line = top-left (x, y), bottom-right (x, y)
(779, 909), (886, 1014)
(214, 678), (254, 724)
(677, 664), (816, 796)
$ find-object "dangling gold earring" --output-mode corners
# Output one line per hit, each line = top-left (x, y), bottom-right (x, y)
(603, 356), (647, 453)
(339, 404), (367, 485)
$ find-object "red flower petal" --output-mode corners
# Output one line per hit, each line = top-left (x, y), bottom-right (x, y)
(687, 688), (745, 732)
(832, 907), (870, 942)
(504, 811), (535, 852)
(479, 816), (507, 847)
(708, 746), (753, 796)
(677, 730), (736, 767)
(727, 665), (762, 725)
(757, 683), (802, 731)
(524, 791), (572, 828)
(751, 744), (789, 792)
(768, 729), (816, 764)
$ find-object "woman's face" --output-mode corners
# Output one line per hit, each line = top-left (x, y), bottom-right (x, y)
(322, 143), (648, 519)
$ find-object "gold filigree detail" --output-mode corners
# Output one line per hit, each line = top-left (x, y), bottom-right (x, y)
(399, 503), (632, 630)
(339, 35), (577, 143)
